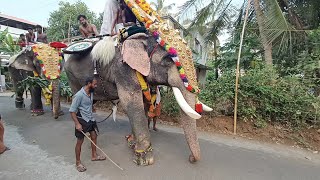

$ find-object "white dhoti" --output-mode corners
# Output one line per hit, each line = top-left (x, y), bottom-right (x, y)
(100, 0), (119, 35)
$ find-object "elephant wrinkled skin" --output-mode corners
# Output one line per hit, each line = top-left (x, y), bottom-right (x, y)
(64, 36), (206, 165)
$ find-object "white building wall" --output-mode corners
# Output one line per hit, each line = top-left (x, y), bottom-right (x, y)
(0, 25), (27, 39)
(0, 75), (6, 91)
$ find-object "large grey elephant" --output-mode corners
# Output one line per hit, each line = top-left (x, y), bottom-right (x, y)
(64, 34), (212, 165)
(9, 44), (64, 119)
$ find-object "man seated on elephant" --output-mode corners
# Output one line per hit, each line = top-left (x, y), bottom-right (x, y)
(69, 77), (106, 172)
(110, 0), (138, 35)
(78, 15), (99, 38)
(18, 34), (27, 49)
(26, 27), (35, 44)
(100, 0), (119, 35)
(34, 25), (48, 43)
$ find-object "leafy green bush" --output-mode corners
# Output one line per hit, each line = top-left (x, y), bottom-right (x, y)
(161, 88), (180, 117)
(200, 66), (320, 127)
(59, 72), (73, 97)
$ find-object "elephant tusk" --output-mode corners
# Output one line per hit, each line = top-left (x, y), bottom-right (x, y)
(200, 101), (213, 112)
(172, 87), (201, 119)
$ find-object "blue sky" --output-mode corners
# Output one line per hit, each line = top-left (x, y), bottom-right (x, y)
(0, 0), (243, 26)
(0, 0), (183, 26)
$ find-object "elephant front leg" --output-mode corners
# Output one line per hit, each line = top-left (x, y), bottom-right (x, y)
(117, 84), (154, 166)
(15, 91), (25, 109)
(30, 86), (44, 116)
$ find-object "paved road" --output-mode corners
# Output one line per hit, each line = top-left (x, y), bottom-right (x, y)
(0, 95), (320, 180)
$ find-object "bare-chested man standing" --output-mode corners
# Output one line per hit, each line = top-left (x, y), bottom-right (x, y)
(78, 15), (99, 38)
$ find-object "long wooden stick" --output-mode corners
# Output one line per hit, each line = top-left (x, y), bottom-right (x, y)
(81, 131), (124, 170)
(234, 0), (252, 135)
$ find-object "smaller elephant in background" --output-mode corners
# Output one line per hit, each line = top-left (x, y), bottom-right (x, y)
(9, 44), (65, 119)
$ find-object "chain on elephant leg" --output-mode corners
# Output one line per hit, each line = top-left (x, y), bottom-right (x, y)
(15, 97), (25, 109)
(31, 109), (44, 116)
(125, 134), (154, 165)
(125, 134), (136, 149)
(133, 144), (154, 166)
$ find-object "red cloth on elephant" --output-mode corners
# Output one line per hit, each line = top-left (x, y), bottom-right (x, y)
(50, 42), (67, 49)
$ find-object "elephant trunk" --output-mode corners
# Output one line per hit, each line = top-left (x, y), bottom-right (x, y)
(176, 87), (201, 163)
(166, 66), (201, 162)
(52, 79), (60, 119)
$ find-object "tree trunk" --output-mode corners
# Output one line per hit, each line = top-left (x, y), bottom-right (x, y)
(213, 40), (219, 80)
(253, 0), (273, 65)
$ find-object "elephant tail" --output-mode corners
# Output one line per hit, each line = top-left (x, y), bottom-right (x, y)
(91, 36), (116, 66)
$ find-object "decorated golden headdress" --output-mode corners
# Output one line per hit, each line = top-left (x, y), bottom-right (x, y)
(32, 44), (63, 80)
(124, 0), (203, 113)
(124, 0), (200, 94)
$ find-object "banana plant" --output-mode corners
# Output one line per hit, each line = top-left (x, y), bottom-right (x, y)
(17, 76), (50, 93)
(17, 76), (73, 98)
(0, 28), (20, 55)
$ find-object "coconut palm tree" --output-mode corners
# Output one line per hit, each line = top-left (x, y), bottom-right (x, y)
(150, 0), (176, 16)
(177, 0), (234, 79)
(178, 0), (233, 46)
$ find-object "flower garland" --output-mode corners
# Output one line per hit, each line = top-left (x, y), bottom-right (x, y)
(124, 0), (161, 28)
(151, 31), (200, 94)
(136, 71), (160, 117)
(32, 44), (63, 80)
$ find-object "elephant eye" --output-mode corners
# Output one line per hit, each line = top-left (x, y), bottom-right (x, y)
(160, 55), (174, 66)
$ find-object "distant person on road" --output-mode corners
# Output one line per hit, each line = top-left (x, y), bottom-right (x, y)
(148, 86), (161, 131)
(0, 114), (10, 154)
(69, 77), (106, 172)
(78, 15), (99, 38)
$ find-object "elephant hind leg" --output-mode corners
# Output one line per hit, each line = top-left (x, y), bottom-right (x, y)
(30, 86), (44, 116)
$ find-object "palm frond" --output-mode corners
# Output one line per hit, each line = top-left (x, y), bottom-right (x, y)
(186, 1), (214, 29)
(199, 0), (233, 45)
(262, 0), (292, 47)
(178, 0), (209, 23)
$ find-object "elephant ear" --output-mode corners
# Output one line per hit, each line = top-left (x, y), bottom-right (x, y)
(122, 33), (150, 76)
(9, 49), (36, 72)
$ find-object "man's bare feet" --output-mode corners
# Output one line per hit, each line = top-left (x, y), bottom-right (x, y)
(0, 146), (10, 154)
(153, 127), (158, 131)
(91, 155), (106, 161)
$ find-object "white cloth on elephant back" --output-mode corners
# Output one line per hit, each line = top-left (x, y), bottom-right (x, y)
(100, 0), (119, 35)
(121, 33), (150, 76)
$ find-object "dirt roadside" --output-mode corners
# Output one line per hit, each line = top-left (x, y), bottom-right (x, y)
(93, 100), (320, 153)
